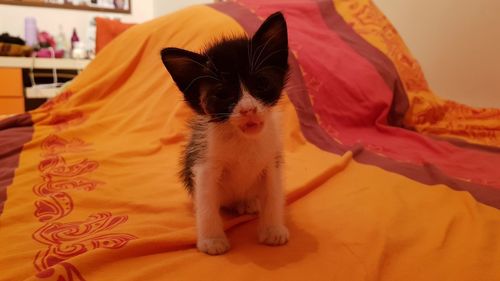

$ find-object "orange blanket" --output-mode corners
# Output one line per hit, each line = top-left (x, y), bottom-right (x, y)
(1, 1), (499, 280)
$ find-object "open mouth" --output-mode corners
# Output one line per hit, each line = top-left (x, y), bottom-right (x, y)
(239, 121), (264, 135)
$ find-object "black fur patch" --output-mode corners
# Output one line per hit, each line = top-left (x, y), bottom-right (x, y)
(161, 12), (289, 122)
(179, 117), (208, 193)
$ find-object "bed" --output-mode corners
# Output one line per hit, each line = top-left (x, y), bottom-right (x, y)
(1, 0), (499, 280)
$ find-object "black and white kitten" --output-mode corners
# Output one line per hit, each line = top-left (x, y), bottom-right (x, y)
(161, 12), (289, 255)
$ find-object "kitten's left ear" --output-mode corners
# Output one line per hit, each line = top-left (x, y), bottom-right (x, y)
(160, 47), (209, 92)
(251, 12), (288, 70)
(160, 47), (210, 114)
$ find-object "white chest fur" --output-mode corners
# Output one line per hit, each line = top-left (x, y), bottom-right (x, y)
(199, 111), (282, 205)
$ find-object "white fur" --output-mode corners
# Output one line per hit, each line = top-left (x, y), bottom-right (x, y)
(193, 91), (288, 255)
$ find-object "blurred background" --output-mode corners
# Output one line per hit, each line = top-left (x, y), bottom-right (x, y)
(0, 0), (498, 114)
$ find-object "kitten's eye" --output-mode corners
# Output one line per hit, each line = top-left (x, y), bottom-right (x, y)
(254, 77), (270, 92)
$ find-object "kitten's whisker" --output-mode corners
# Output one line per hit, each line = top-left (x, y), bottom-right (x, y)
(251, 29), (282, 73)
(283, 84), (310, 94)
(210, 110), (234, 114)
(211, 114), (233, 117)
(206, 57), (221, 74)
(254, 49), (288, 71)
(284, 87), (308, 93)
(253, 65), (287, 74)
(170, 57), (218, 77)
(183, 75), (221, 92)
(247, 41), (253, 73)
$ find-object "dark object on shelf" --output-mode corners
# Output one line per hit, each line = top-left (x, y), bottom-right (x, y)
(0, 33), (26, 45)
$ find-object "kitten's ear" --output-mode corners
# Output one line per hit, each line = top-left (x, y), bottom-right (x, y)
(161, 47), (209, 113)
(161, 47), (208, 92)
(251, 12), (288, 70)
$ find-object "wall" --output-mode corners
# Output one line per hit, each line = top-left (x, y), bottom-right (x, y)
(0, 0), (154, 48)
(153, 0), (211, 17)
(374, 0), (500, 108)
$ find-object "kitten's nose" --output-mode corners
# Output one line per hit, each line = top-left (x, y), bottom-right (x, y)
(239, 107), (257, 116)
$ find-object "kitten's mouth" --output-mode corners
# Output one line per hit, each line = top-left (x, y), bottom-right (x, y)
(239, 121), (264, 135)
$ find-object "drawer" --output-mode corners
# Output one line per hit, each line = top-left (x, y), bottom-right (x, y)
(0, 97), (24, 115)
(0, 68), (23, 97)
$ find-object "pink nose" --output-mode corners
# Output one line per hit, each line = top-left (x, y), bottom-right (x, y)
(239, 107), (257, 115)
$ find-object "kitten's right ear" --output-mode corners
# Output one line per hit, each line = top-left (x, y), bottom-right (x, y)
(161, 47), (209, 114)
(250, 12), (288, 72)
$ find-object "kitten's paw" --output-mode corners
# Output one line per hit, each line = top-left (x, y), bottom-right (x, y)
(236, 199), (259, 215)
(197, 236), (230, 255)
(259, 225), (289, 246)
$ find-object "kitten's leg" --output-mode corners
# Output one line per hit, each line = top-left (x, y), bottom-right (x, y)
(258, 163), (289, 245)
(194, 164), (230, 255)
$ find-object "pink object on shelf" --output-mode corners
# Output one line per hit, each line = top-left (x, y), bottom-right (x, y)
(71, 28), (80, 50)
(37, 31), (56, 49)
(36, 48), (65, 58)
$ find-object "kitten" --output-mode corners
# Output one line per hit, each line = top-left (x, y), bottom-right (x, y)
(161, 12), (289, 255)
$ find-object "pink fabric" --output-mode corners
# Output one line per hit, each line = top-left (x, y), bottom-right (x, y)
(239, 0), (500, 189)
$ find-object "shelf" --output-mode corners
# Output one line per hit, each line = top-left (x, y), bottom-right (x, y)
(0, 56), (90, 70)
(0, 0), (130, 14)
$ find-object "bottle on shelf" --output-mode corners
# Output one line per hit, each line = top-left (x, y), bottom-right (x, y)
(70, 28), (79, 51)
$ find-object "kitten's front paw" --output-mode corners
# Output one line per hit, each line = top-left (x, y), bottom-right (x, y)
(259, 225), (289, 246)
(197, 236), (230, 255)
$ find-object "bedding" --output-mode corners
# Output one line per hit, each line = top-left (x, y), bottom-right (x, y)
(1, 0), (500, 280)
